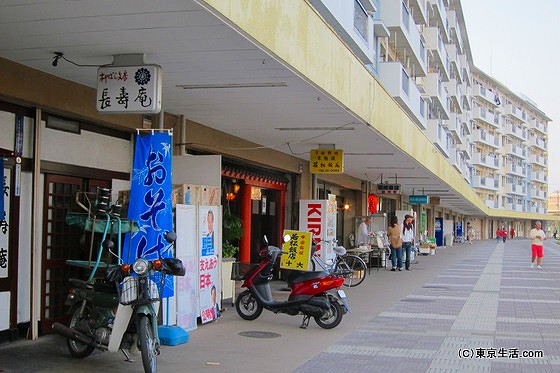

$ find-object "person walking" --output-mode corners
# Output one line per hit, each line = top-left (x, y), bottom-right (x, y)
(529, 221), (546, 269)
(495, 228), (502, 243)
(401, 214), (415, 271)
(466, 222), (474, 244)
(387, 215), (403, 271)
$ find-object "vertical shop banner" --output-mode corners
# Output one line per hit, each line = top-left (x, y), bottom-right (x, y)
(126, 131), (174, 297)
(0, 166), (10, 278)
(199, 205), (219, 323)
(280, 230), (312, 271)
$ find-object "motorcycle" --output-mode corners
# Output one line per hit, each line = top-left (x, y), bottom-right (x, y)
(52, 232), (185, 373)
(233, 236), (351, 329)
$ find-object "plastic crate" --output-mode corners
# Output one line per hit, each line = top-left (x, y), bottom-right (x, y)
(231, 262), (259, 281)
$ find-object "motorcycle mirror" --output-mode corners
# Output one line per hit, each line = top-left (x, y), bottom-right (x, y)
(102, 238), (114, 250)
(165, 231), (177, 243)
(283, 234), (291, 243)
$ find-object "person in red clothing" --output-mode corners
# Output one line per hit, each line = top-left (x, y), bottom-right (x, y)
(510, 227), (515, 239)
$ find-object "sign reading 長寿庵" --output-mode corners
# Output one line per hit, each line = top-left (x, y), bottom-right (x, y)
(309, 149), (344, 174)
(96, 65), (162, 114)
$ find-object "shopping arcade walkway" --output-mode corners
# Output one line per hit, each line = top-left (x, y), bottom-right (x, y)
(1, 238), (559, 372)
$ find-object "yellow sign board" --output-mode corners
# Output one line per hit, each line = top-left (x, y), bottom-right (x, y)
(309, 149), (344, 174)
(280, 230), (312, 271)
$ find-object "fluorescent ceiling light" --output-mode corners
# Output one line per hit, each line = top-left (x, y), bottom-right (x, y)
(177, 82), (287, 89)
(366, 166), (415, 170)
(276, 127), (355, 131)
(346, 152), (393, 156)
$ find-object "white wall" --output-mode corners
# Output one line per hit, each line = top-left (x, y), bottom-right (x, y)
(40, 122), (132, 173)
(173, 154), (221, 186)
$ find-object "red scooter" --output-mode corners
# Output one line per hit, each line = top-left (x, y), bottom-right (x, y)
(233, 236), (351, 329)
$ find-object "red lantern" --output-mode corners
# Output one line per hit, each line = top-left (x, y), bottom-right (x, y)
(368, 194), (378, 213)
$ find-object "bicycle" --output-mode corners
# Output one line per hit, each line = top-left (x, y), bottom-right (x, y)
(310, 239), (367, 287)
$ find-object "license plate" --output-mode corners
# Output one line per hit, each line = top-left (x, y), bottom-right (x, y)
(337, 289), (347, 298)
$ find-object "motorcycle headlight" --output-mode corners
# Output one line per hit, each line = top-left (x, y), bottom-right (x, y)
(132, 258), (150, 275)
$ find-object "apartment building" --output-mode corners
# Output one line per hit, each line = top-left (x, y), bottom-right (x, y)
(310, 0), (549, 219)
(472, 68), (550, 214)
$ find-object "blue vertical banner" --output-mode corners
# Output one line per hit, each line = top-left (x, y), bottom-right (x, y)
(126, 131), (174, 297)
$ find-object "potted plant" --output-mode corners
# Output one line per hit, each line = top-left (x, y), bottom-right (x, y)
(221, 209), (244, 304)
(222, 209), (243, 259)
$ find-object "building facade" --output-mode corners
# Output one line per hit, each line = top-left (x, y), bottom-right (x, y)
(0, 0), (552, 342)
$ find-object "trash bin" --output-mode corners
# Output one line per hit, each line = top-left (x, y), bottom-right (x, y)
(444, 234), (453, 246)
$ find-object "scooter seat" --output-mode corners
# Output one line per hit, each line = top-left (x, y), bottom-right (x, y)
(286, 270), (330, 285)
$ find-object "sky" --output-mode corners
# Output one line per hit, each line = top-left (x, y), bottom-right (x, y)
(460, 0), (560, 193)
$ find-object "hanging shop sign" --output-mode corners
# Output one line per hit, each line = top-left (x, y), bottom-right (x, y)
(377, 183), (400, 194)
(96, 65), (162, 114)
(309, 149), (344, 174)
(409, 195), (429, 204)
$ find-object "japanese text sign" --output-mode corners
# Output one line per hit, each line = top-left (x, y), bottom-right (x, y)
(96, 65), (162, 114)
(309, 149), (344, 174)
(280, 230), (312, 271)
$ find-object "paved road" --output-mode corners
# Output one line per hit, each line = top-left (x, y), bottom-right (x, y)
(1, 238), (558, 372)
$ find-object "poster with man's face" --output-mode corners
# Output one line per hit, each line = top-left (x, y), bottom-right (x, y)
(200, 206), (216, 256)
(199, 206), (219, 323)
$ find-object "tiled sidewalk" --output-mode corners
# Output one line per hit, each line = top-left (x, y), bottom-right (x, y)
(295, 240), (560, 373)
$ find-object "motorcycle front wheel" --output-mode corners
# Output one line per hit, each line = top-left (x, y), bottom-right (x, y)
(235, 290), (263, 320)
(138, 314), (158, 373)
(67, 305), (95, 358)
(314, 298), (343, 329)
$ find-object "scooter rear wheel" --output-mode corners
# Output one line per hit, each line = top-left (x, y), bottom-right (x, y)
(66, 305), (95, 358)
(314, 298), (343, 329)
(235, 290), (263, 320)
(138, 314), (158, 373)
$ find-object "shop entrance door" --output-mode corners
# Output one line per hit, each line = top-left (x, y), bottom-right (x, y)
(40, 174), (110, 333)
(249, 188), (280, 264)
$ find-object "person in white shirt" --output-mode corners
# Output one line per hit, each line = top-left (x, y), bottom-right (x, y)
(357, 216), (371, 246)
(401, 215), (415, 271)
(529, 221), (546, 269)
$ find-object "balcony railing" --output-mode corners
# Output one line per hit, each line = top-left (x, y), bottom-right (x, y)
(530, 189), (547, 200)
(427, 0), (449, 41)
(425, 72), (450, 119)
(427, 118), (451, 158)
(528, 118), (547, 135)
(504, 103), (527, 123)
(473, 106), (499, 128)
(472, 129), (499, 148)
(529, 154), (547, 167)
(424, 27), (450, 81)
(474, 84), (499, 106)
(383, 0), (428, 76)
(505, 163), (527, 177)
(472, 175), (499, 191)
(472, 153), (499, 169)
(529, 136), (547, 151)
(378, 61), (427, 129)
(505, 143), (527, 159)
(505, 183), (526, 196)
(532, 171), (547, 184)
(503, 122), (527, 140)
